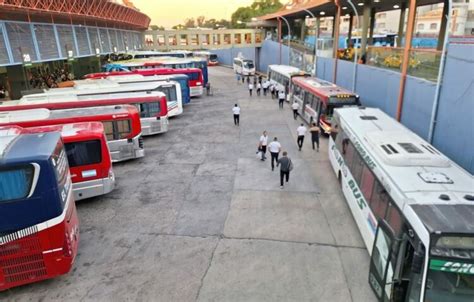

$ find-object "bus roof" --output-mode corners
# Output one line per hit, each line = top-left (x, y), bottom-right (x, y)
(6, 91), (165, 106)
(26, 122), (105, 141)
(0, 131), (61, 163)
(106, 74), (187, 83)
(292, 76), (356, 100)
(21, 80), (170, 100)
(337, 107), (474, 234)
(268, 65), (301, 76)
(0, 105), (135, 124)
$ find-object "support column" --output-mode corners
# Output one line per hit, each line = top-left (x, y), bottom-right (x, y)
(437, 1), (449, 50)
(300, 18), (306, 41)
(278, 18), (282, 64)
(396, 0), (417, 121)
(314, 17), (321, 75)
(360, 1), (371, 55)
(333, 4), (341, 83)
(348, 13), (354, 45)
(397, 2), (407, 46)
(368, 8), (376, 45)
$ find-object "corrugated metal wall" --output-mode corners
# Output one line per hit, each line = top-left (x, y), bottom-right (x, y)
(0, 20), (142, 66)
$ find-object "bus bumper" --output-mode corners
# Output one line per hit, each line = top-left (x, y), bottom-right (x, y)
(141, 117), (169, 136)
(190, 86), (203, 97)
(72, 173), (116, 201)
(108, 135), (145, 162)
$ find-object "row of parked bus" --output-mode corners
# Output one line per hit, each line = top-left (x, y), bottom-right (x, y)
(268, 65), (474, 302)
(0, 58), (208, 290)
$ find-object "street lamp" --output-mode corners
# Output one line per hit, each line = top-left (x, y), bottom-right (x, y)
(302, 8), (318, 75)
(278, 16), (291, 65)
(346, 0), (360, 92)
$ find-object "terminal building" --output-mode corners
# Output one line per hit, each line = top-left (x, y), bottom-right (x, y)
(0, 0), (149, 99)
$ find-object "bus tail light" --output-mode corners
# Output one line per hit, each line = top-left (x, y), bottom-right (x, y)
(63, 233), (72, 258)
(196, 82), (202, 86)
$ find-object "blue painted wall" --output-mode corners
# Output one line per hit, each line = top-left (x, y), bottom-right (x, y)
(432, 44), (474, 173)
(212, 47), (256, 67)
(259, 40), (289, 72)
(401, 76), (436, 139)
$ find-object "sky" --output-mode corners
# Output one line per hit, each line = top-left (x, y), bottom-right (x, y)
(132, 0), (256, 29)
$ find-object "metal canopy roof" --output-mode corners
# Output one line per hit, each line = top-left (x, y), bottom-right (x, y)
(258, 0), (443, 21)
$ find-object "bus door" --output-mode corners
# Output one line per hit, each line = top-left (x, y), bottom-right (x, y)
(369, 220), (399, 301)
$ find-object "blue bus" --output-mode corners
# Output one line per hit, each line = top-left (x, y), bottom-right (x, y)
(0, 128), (79, 290)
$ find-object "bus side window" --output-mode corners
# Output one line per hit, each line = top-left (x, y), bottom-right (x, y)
(342, 138), (355, 168)
(370, 181), (390, 221)
(386, 203), (403, 236)
(360, 166), (376, 202)
(116, 120), (131, 139)
(351, 150), (364, 184)
(103, 121), (114, 141)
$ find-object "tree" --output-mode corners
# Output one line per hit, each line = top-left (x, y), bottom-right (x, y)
(231, 0), (282, 28)
(184, 18), (196, 29)
(196, 16), (206, 27)
(149, 25), (165, 31)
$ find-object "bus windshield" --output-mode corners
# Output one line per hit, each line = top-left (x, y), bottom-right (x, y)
(425, 236), (474, 301)
(137, 102), (160, 118)
(244, 61), (254, 69)
(425, 258), (474, 301)
(65, 140), (102, 167)
(0, 166), (34, 202)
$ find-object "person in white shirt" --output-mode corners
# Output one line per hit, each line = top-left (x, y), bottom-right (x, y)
(296, 123), (307, 151)
(232, 104), (241, 126)
(268, 137), (282, 171)
(258, 130), (268, 161)
(278, 89), (286, 109)
(248, 82), (254, 96)
(256, 82), (262, 96)
(291, 101), (300, 120)
(262, 80), (269, 96)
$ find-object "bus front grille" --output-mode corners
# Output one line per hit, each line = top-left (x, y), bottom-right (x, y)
(0, 234), (47, 285)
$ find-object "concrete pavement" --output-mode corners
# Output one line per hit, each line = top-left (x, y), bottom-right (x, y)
(0, 67), (377, 302)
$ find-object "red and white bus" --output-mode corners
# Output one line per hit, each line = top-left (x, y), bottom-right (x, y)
(0, 105), (144, 163)
(0, 128), (79, 290)
(26, 122), (115, 201)
(1, 92), (169, 136)
(291, 77), (360, 134)
(193, 51), (219, 66)
(84, 68), (204, 97)
(21, 79), (183, 118)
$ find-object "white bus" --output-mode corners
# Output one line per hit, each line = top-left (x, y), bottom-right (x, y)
(21, 79), (184, 118)
(328, 106), (474, 302)
(267, 65), (310, 101)
(233, 57), (255, 76)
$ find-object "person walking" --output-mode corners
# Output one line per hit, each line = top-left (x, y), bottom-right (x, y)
(296, 123), (307, 151)
(278, 89), (286, 109)
(248, 82), (254, 96)
(291, 101), (300, 120)
(258, 131), (268, 161)
(270, 84), (275, 99)
(232, 104), (241, 126)
(268, 137), (282, 171)
(236, 73), (241, 84)
(277, 151), (293, 189)
(241, 74), (245, 84)
(262, 80), (269, 96)
(309, 122), (320, 151)
(246, 76), (250, 84)
(256, 82), (262, 96)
